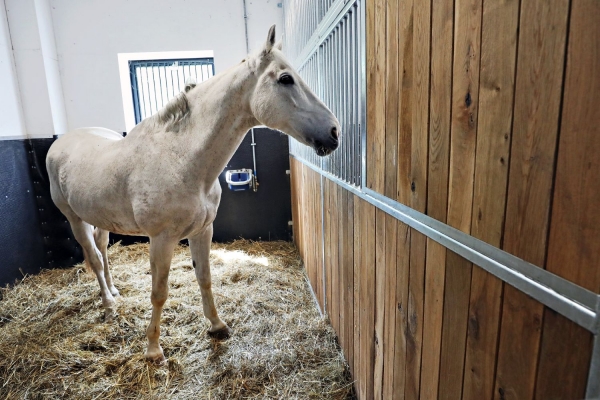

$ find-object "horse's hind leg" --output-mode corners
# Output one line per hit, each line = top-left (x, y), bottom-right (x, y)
(93, 228), (120, 297)
(69, 218), (117, 320)
(189, 224), (230, 339)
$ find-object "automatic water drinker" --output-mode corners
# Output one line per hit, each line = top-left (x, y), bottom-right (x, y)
(225, 169), (254, 191)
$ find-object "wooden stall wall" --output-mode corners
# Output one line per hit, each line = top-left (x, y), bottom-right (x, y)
(360, 0), (599, 399)
(291, 157), (597, 400)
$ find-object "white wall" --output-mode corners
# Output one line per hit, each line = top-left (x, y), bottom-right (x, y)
(5, 0), (54, 138)
(50, 0), (283, 133)
(1, 0), (282, 138)
(0, 1), (25, 138)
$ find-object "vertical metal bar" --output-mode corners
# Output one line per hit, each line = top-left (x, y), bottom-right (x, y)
(340, 16), (349, 182)
(359, 0), (366, 189)
(144, 65), (153, 118)
(348, 7), (358, 185)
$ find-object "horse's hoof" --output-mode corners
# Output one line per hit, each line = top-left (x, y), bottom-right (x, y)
(208, 325), (232, 340)
(145, 352), (167, 366)
(110, 287), (120, 297)
(104, 308), (118, 322)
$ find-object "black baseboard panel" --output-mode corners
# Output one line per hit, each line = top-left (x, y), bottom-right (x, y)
(0, 139), (82, 287)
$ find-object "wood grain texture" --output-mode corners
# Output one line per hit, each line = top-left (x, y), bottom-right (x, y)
(535, 0), (600, 397)
(353, 195), (362, 393)
(493, 0), (569, 398)
(405, 231), (426, 400)
(462, 0), (519, 398)
(419, 0), (453, 395)
(393, 221), (411, 397)
(324, 177), (332, 318)
(427, 0), (453, 224)
(362, 200), (377, 400)
(438, 252), (472, 400)
(409, 0), (430, 213)
(396, 0), (414, 205)
(366, 0), (386, 193)
(384, 0), (399, 200)
(446, 0), (481, 234)
(419, 239), (446, 400)
(373, 209), (386, 399)
(382, 213), (398, 399)
(337, 185), (348, 361)
(345, 191), (355, 372)
(330, 181), (340, 333)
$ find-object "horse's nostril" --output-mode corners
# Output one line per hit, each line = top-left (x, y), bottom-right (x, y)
(331, 127), (339, 139)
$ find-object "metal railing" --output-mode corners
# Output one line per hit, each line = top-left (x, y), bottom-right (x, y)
(285, 0), (365, 187)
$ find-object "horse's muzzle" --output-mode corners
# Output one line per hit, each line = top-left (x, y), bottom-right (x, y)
(313, 135), (339, 157)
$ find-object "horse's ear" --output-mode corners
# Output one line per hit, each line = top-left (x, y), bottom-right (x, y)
(264, 24), (276, 53)
(184, 77), (197, 92)
(275, 40), (283, 51)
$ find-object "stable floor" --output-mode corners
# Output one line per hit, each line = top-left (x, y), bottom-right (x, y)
(0, 241), (352, 399)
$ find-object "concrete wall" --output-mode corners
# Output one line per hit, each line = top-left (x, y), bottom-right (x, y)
(2, 0), (282, 137)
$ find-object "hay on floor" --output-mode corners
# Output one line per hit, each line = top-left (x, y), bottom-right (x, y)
(0, 240), (353, 399)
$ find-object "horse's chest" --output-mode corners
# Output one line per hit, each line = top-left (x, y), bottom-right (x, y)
(134, 181), (221, 237)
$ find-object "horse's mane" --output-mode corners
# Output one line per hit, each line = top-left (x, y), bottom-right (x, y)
(151, 92), (191, 132)
(153, 83), (196, 132)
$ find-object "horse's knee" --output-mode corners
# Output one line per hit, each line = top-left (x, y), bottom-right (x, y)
(199, 280), (211, 291)
(151, 290), (168, 308)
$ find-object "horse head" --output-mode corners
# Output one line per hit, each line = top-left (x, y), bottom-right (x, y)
(249, 25), (341, 157)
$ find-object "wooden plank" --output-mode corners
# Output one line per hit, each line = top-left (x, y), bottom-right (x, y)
(535, 0), (600, 397)
(393, 222), (411, 397)
(360, 200), (376, 400)
(289, 157), (298, 247)
(353, 196), (362, 392)
(330, 181), (340, 334)
(427, 0), (452, 224)
(446, 0), (481, 234)
(409, 0), (430, 212)
(438, 252), (472, 400)
(373, 209), (386, 399)
(384, 0), (399, 200)
(493, 0), (569, 398)
(315, 171), (324, 311)
(420, 239), (446, 400)
(441, 0), (482, 395)
(419, 0), (453, 395)
(346, 191), (355, 372)
(366, 0), (386, 193)
(382, 212), (398, 399)
(337, 185), (347, 360)
(462, 0), (519, 398)
(405, 230), (426, 400)
(396, 0), (414, 205)
(323, 178), (332, 318)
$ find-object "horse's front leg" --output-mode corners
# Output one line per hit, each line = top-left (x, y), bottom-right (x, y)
(145, 234), (177, 364)
(189, 224), (231, 339)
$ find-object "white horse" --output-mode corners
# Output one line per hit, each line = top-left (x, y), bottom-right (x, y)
(46, 25), (340, 364)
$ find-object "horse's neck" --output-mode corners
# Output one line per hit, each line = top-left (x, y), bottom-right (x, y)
(181, 62), (259, 186)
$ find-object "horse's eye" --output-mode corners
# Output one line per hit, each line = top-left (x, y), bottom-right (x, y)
(278, 74), (294, 85)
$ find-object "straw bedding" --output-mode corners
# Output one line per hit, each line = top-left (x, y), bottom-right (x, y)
(0, 240), (353, 399)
